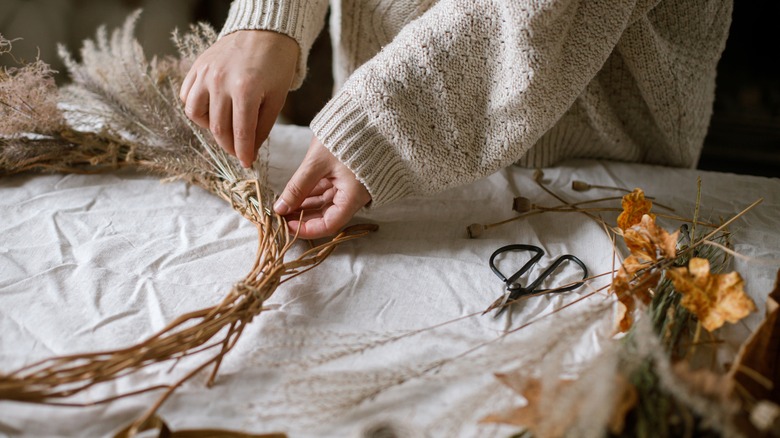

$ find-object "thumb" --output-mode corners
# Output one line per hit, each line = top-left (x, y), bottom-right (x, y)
(274, 156), (326, 216)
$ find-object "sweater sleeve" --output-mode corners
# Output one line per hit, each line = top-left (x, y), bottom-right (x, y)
(310, 0), (656, 207)
(219, 0), (329, 89)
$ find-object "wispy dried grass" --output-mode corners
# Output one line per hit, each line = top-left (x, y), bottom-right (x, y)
(0, 35), (64, 136)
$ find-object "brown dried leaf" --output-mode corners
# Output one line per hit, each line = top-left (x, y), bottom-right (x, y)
(728, 269), (780, 406)
(611, 255), (659, 332)
(481, 376), (574, 437)
(617, 188), (654, 231)
(611, 214), (678, 332)
(614, 299), (633, 333)
(480, 406), (532, 427)
(483, 373), (638, 436)
(668, 258), (757, 332)
(623, 215), (679, 262)
(494, 371), (528, 395)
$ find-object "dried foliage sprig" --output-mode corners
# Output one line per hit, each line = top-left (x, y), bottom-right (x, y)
(0, 35), (65, 136)
(0, 14), (375, 437)
(467, 176), (767, 437)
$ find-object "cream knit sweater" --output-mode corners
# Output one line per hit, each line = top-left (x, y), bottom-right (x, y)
(220, 0), (732, 207)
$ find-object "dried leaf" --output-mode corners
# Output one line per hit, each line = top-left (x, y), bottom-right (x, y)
(494, 372), (528, 395)
(728, 269), (780, 405)
(623, 215), (679, 262)
(614, 299), (632, 333)
(610, 214), (678, 332)
(480, 377), (541, 427)
(668, 258), (757, 332)
(481, 376), (574, 437)
(617, 188), (654, 231)
(610, 255), (659, 332)
(483, 373), (638, 436)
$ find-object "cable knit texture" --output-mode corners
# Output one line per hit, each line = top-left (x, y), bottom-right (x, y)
(223, 0), (732, 207)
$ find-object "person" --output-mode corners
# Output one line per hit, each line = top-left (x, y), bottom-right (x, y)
(180, 0), (732, 239)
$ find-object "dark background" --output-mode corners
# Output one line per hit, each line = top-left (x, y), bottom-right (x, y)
(694, 2), (780, 177)
(2, 1), (777, 178)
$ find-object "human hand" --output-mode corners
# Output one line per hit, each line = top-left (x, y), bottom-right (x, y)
(274, 137), (372, 239)
(179, 30), (299, 167)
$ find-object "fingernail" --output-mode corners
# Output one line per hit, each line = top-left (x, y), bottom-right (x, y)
(274, 198), (289, 215)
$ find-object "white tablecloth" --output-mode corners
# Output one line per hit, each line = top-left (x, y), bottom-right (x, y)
(1, 124), (778, 437)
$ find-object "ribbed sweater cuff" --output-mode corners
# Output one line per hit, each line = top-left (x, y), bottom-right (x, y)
(219, 1), (322, 89)
(311, 91), (413, 208)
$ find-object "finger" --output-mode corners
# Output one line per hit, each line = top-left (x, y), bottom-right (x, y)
(287, 206), (326, 224)
(285, 215), (329, 240)
(309, 179), (371, 238)
(274, 154), (327, 216)
(209, 93), (234, 156)
(284, 207), (323, 236)
(183, 76), (210, 130)
(233, 95), (261, 168)
(298, 186), (336, 210)
(292, 179), (335, 210)
(179, 68), (197, 103)
(309, 178), (334, 197)
(254, 99), (279, 156)
(286, 202), (350, 239)
(287, 185), (363, 239)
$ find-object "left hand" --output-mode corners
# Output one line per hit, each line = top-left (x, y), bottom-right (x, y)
(273, 136), (372, 239)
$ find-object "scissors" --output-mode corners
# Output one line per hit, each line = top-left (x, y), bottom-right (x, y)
(483, 244), (588, 318)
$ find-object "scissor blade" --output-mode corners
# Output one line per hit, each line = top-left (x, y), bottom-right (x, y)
(482, 293), (510, 316)
(486, 287), (532, 318)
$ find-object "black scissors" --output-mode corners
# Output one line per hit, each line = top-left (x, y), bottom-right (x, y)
(483, 244), (588, 317)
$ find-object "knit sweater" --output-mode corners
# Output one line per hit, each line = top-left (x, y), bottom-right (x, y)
(220, 0), (732, 207)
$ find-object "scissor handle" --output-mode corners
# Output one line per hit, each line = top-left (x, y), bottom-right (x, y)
(488, 244), (544, 286)
(526, 254), (588, 293)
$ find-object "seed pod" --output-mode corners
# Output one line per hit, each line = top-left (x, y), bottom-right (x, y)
(467, 223), (485, 239)
(512, 196), (532, 213)
(571, 180), (591, 192)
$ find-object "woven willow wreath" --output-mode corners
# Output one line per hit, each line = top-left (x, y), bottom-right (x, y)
(0, 14), (374, 436)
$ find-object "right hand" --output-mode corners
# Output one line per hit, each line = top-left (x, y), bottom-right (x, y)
(179, 30), (299, 167)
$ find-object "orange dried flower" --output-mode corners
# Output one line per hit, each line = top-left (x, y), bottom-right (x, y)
(612, 214), (678, 332)
(668, 258), (757, 331)
(617, 189), (654, 231)
(611, 255), (659, 332)
(623, 215), (679, 262)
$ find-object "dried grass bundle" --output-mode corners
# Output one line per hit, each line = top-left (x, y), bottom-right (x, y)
(0, 36), (64, 136)
(0, 13), (375, 436)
